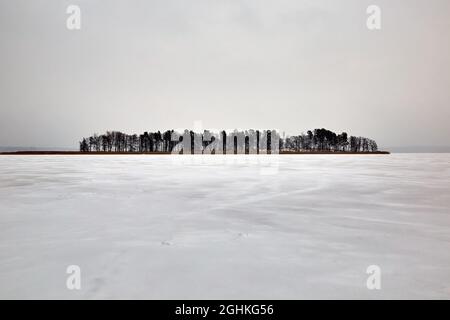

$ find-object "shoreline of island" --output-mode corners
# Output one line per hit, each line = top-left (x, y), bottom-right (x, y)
(0, 151), (390, 155)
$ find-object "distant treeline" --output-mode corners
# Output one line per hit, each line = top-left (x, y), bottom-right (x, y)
(283, 129), (378, 152)
(79, 129), (378, 154)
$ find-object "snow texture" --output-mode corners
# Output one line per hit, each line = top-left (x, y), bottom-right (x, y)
(0, 154), (449, 299)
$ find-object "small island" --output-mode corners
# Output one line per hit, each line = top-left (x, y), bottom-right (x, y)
(0, 128), (389, 155)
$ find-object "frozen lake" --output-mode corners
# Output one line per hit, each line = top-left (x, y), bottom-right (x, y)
(0, 154), (449, 299)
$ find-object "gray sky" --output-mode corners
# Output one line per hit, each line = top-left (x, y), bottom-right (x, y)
(1, 0), (449, 149)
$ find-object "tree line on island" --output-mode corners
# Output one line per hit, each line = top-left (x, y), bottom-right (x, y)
(79, 128), (378, 154)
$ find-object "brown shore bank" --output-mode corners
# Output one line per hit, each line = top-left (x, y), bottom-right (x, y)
(0, 151), (390, 155)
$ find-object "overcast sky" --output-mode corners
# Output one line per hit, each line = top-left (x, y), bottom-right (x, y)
(0, 0), (449, 149)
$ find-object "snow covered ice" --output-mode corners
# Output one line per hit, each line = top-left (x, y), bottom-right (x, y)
(0, 154), (450, 299)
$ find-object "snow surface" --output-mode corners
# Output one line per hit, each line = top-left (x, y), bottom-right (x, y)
(0, 154), (449, 299)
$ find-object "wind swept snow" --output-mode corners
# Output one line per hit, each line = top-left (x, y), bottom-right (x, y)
(0, 154), (449, 299)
